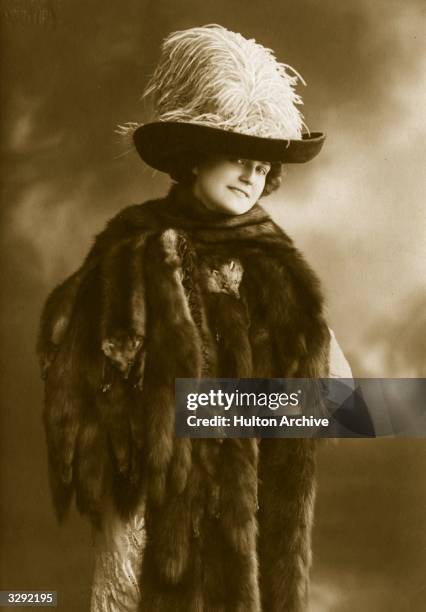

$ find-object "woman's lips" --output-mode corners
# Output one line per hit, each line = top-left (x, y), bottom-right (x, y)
(228, 187), (249, 198)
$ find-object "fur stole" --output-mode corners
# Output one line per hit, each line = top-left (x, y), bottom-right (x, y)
(38, 184), (330, 611)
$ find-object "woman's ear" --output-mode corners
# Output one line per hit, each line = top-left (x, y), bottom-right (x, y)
(192, 166), (198, 176)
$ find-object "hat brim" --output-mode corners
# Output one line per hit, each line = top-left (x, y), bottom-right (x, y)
(133, 122), (325, 173)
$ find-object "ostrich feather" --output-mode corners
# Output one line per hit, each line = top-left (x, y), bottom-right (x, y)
(144, 24), (306, 139)
(117, 25), (308, 144)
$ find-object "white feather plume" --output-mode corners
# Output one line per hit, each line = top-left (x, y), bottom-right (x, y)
(143, 24), (306, 140)
(117, 25), (308, 147)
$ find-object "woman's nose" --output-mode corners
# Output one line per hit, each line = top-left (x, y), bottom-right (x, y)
(239, 162), (255, 183)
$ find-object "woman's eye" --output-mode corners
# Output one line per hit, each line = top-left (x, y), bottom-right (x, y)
(257, 166), (268, 175)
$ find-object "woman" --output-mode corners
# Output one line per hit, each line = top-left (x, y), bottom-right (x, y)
(38, 25), (351, 611)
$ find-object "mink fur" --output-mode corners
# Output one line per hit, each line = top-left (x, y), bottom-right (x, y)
(38, 185), (330, 610)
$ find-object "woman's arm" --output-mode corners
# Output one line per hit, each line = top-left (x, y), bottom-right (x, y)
(328, 328), (353, 380)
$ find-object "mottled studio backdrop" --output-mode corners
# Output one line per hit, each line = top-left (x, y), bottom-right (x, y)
(1, 1), (425, 611)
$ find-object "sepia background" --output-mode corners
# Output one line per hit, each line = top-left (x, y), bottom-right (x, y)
(1, 0), (425, 610)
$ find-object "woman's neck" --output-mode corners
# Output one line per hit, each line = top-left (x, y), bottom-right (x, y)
(164, 183), (268, 229)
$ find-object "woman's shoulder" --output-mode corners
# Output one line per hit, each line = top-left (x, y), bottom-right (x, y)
(90, 197), (169, 257)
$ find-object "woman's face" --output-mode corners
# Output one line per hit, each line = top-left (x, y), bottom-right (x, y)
(192, 155), (271, 215)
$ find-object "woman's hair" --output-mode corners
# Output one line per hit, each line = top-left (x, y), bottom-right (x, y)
(169, 152), (283, 197)
(262, 163), (283, 197)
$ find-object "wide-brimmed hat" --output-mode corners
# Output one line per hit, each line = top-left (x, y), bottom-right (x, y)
(122, 25), (325, 172)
